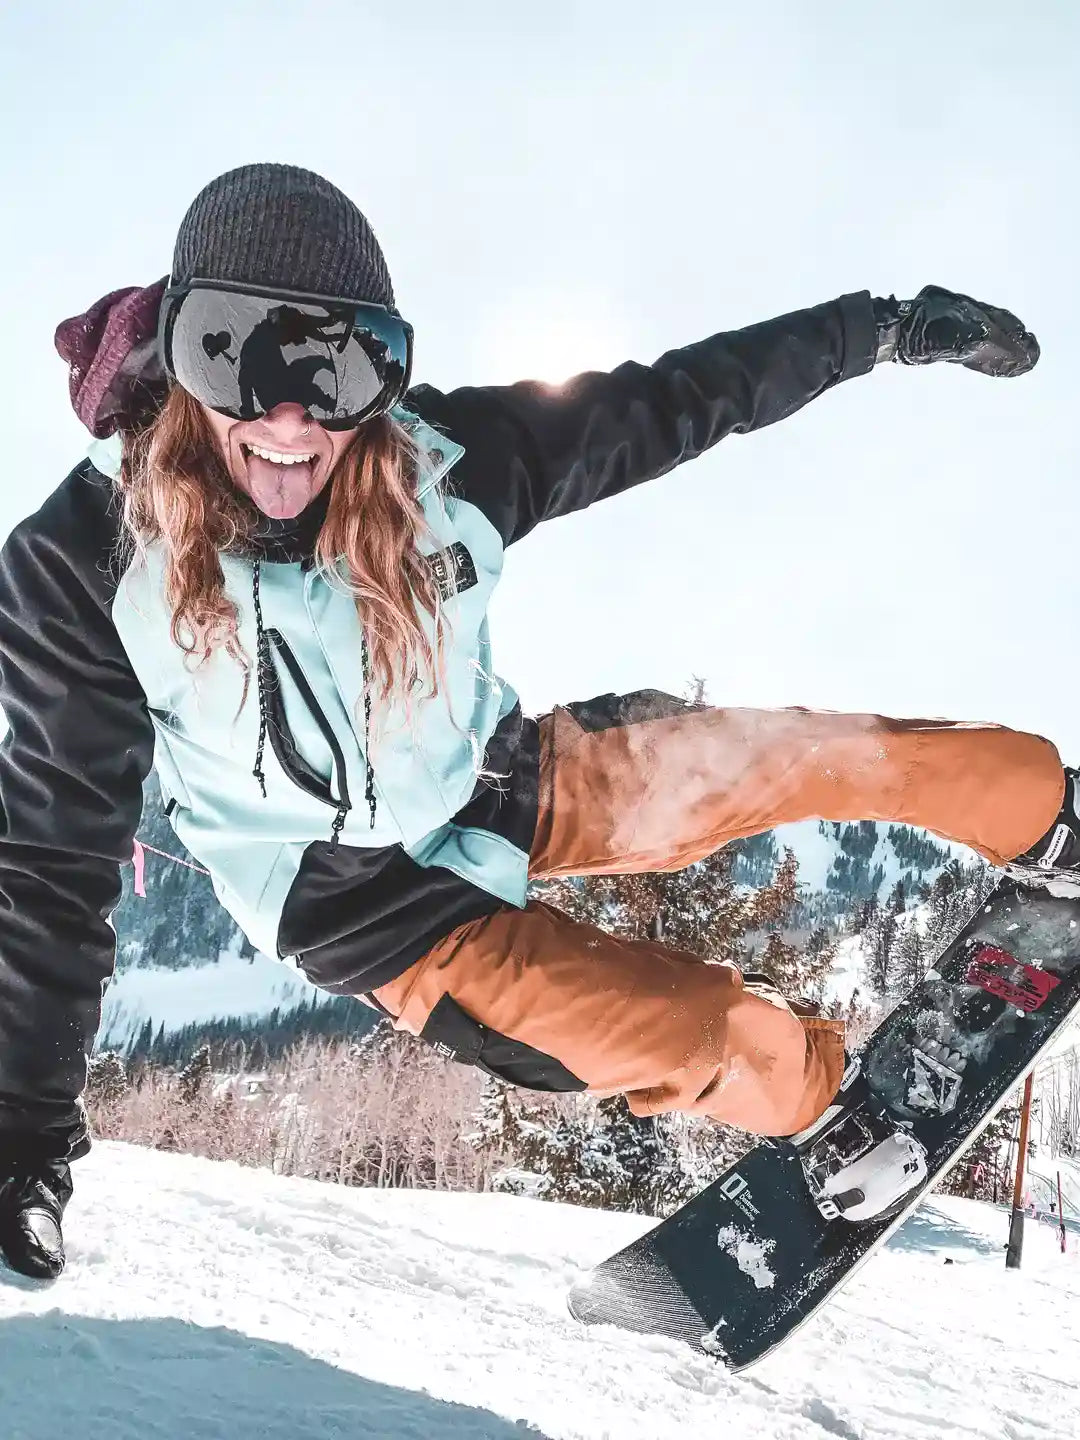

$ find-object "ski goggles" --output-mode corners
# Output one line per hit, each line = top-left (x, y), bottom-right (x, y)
(159, 278), (414, 430)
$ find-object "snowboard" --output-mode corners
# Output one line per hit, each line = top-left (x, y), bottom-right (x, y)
(567, 874), (1080, 1370)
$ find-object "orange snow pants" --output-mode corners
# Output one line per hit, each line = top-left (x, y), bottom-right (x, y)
(374, 695), (1065, 1137)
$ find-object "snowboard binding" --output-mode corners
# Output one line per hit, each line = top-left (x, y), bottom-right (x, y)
(786, 1056), (928, 1224)
(1006, 768), (1080, 898)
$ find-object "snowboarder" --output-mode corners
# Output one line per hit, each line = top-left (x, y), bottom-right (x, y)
(0, 162), (1076, 1280)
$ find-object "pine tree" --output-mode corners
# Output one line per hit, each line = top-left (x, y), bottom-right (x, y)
(862, 904), (898, 997)
(667, 1111), (755, 1190)
(177, 1043), (213, 1106)
(805, 925), (838, 969)
(938, 1100), (1020, 1201)
(801, 926), (840, 1005)
(591, 1097), (690, 1215)
(923, 861), (994, 958)
(536, 843), (819, 984)
(467, 1078), (530, 1170)
(893, 919), (927, 994)
(857, 895), (880, 933)
(468, 1085), (693, 1216)
(85, 1052), (129, 1106)
(925, 869), (958, 952)
(839, 986), (882, 1049)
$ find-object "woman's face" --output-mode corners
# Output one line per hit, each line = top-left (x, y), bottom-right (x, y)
(200, 402), (357, 521)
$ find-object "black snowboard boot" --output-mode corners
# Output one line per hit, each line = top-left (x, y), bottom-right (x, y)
(0, 1161), (71, 1280)
(784, 1056), (928, 1225)
(1008, 767), (1080, 895)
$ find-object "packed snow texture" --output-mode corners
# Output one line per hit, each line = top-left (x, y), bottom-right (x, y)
(0, 1143), (1076, 1439)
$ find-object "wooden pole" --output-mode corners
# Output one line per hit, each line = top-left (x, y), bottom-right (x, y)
(1057, 1170), (1067, 1255)
(1001, 1107), (1020, 1209)
(1006, 1073), (1035, 1270)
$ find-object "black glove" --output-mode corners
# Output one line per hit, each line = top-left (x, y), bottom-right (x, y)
(0, 1157), (72, 1280)
(874, 285), (1039, 377)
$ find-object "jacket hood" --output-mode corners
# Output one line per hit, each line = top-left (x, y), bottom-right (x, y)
(54, 278), (169, 438)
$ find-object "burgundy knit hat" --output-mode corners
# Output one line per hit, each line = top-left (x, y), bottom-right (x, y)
(54, 279), (167, 438)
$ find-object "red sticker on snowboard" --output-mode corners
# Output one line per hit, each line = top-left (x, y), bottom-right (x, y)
(966, 944), (1060, 1012)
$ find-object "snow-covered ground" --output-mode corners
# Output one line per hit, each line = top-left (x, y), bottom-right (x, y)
(1026, 1150), (1080, 1224)
(822, 929), (867, 1009)
(1, 1144), (1076, 1439)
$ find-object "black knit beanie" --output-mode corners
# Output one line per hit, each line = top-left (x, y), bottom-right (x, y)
(171, 163), (396, 310)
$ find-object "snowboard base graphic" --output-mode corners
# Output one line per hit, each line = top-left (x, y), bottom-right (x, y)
(567, 875), (1080, 1370)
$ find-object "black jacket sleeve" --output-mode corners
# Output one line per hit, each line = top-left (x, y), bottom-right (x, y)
(413, 292), (876, 546)
(0, 465), (154, 1163)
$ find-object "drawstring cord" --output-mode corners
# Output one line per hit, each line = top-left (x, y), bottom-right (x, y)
(251, 560), (270, 799)
(360, 632), (377, 829)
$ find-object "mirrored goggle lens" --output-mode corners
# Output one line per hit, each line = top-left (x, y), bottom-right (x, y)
(167, 287), (410, 426)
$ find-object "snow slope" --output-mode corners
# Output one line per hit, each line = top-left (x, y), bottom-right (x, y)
(98, 947), (326, 1051)
(771, 819), (965, 899)
(0, 1144), (1076, 1439)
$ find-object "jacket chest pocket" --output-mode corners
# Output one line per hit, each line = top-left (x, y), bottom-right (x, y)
(262, 628), (352, 824)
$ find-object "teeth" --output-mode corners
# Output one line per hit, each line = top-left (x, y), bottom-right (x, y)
(245, 445), (315, 465)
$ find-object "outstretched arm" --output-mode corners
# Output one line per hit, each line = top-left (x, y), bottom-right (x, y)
(417, 287), (1037, 547)
(0, 467), (154, 1165)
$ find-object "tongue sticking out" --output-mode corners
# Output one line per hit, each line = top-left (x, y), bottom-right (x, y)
(245, 454), (318, 520)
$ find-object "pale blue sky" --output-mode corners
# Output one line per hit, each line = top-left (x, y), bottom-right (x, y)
(2, 2), (1078, 754)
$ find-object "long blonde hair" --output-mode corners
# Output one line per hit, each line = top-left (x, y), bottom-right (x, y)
(119, 385), (446, 703)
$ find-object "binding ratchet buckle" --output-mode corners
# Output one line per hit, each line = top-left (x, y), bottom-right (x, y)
(965, 944), (1060, 1013)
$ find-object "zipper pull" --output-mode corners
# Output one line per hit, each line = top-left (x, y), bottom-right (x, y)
(329, 804), (349, 854)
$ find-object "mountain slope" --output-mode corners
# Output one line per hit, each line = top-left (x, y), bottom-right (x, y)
(97, 937), (328, 1052)
(0, 1144), (1075, 1439)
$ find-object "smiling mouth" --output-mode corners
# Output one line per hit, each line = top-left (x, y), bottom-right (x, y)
(241, 442), (318, 466)
(238, 441), (324, 519)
